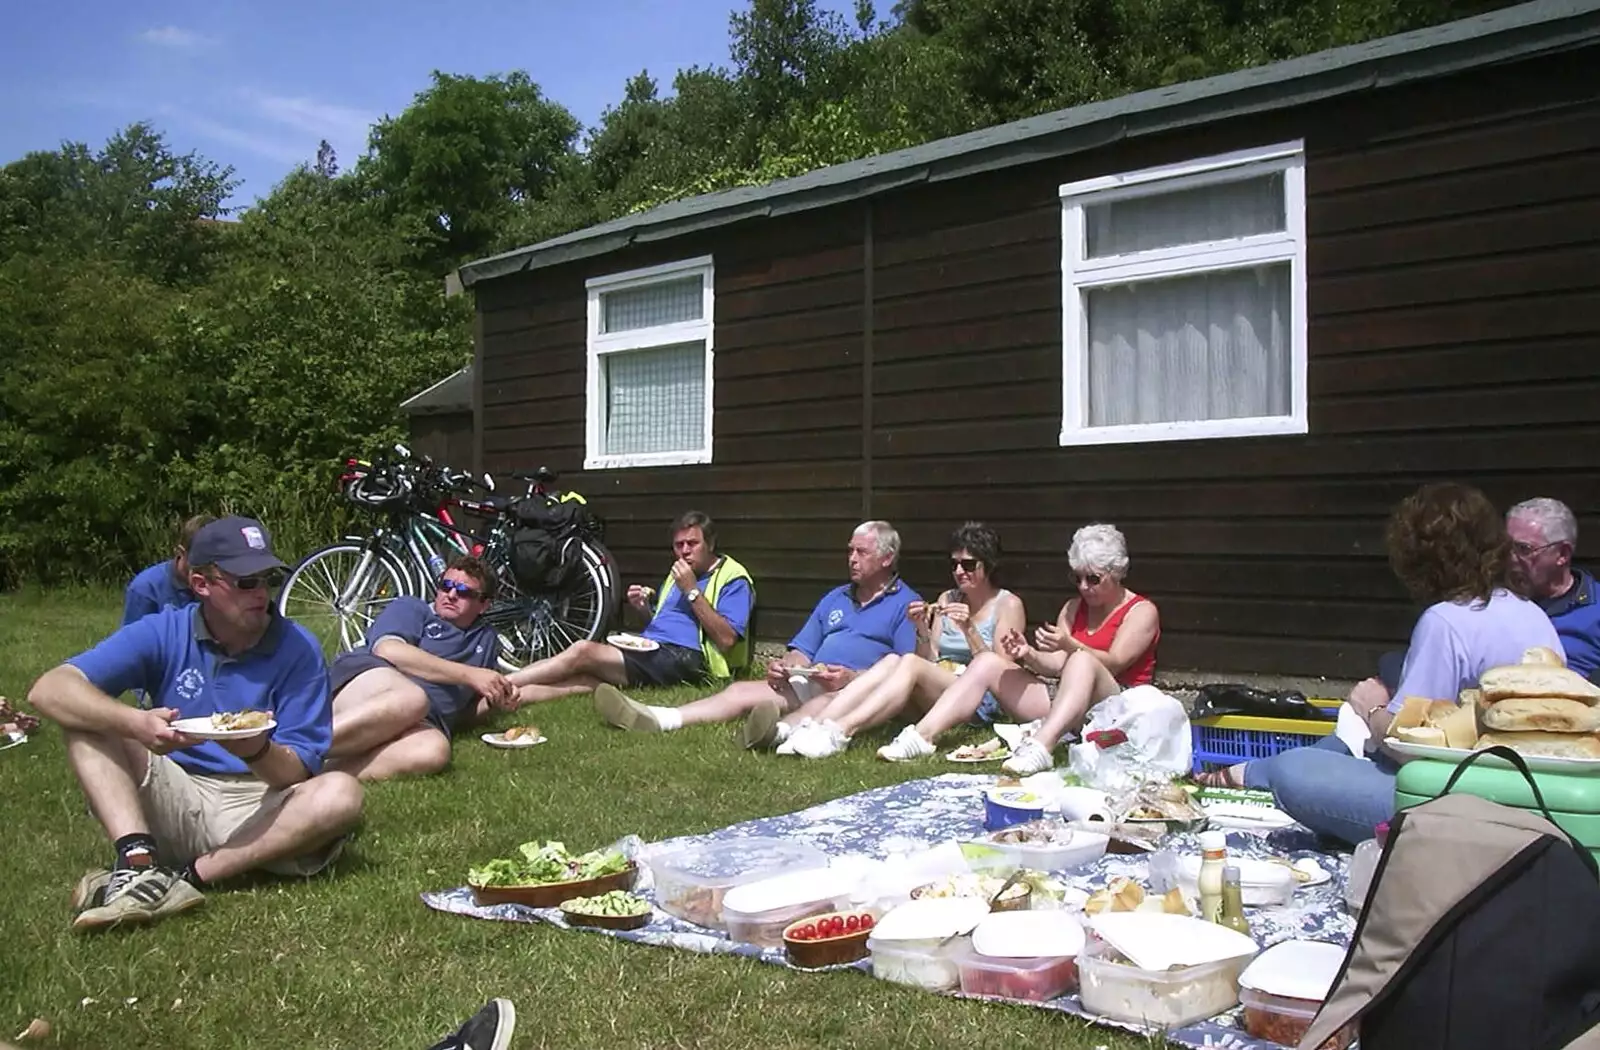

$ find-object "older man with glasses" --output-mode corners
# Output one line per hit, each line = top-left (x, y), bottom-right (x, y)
(28, 516), (364, 930)
(325, 555), (514, 780)
(1507, 497), (1599, 682)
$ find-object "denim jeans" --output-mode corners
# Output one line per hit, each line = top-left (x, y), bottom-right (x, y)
(1244, 735), (1397, 845)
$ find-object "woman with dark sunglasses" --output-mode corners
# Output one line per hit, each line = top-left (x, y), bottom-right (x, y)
(778, 523), (1026, 759)
(877, 522), (1160, 774)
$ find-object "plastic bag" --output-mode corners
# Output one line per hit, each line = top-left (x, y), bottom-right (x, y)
(1066, 685), (1192, 792)
(1189, 683), (1331, 721)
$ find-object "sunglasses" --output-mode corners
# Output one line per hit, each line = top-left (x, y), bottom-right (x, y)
(216, 571), (283, 590)
(950, 557), (981, 573)
(437, 578), (485, 600)
(1075, 572), (1104, 586)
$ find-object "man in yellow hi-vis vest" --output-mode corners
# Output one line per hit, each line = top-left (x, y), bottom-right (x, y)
(506, 511), (754, 707)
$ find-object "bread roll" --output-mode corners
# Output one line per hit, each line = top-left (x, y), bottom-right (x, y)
(1479, 664), (1600, 704)
(1435, 703), (1479, 749)
(1396, 725), (1447, 746)
(1480, 697), (1600, 734)
(1476, 730), (1600, 760)
(1522, 646), (1567, 668)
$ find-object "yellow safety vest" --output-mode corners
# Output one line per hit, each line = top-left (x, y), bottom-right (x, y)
(654, 555), (754, 679)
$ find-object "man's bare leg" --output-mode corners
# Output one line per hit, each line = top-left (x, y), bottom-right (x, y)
(333, 725), (451, 782)
(513, 679), (603, 706)
(193, 772), (364, 883)
(677, 681), (791, 727)
(327, 669), (429, 759)
(64, 731), (152, 840)
(507, 641), (628, 689)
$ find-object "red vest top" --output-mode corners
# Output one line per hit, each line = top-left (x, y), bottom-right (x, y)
(1070, 594), (1159, 687)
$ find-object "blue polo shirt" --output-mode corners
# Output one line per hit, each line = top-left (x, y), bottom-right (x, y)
(68, 605), (332, 776)
(1543, 567), (1600, 683)
(644, 572), (753, 651)
(343, 597), (501, 727)
(789, 578), (921, 669)
(123, 560), (195, 625)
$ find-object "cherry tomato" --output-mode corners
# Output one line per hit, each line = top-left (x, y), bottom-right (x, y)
(845, 914), (860, 931)
(829, 916), (846, 936)
(800, 923), (817, 939)
(859, 913), (875, 930)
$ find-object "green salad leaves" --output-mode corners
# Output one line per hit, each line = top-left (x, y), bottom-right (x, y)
(468, 841), (629, 887)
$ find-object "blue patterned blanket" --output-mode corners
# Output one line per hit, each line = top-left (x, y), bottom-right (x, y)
(422, 774), (1353, 1049)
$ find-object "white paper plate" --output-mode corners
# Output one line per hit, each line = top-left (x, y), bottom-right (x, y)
(786, 664), (826, 677)
(1088, 912), (1258, 972)
(945, 746), (1011, 763)
(606, 633), (660, 652)
(481, 731), (548, 749)
(1239, 940), (1347, 1000)
(1386, 738), (1600, 773)
(170, 716), (277, 740)
(973, 909), (1085, 959)
(1201, 800), (1296, 830)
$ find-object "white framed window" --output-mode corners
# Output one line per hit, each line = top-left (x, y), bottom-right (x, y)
(1059, 141), (1308, 446)
(584, 256), (714, 469)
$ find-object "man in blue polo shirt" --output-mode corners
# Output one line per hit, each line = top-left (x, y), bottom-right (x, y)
(325, 555), (510, 780)
(122, 513), (215, 625)
(28, 516), (363, 931)
(1508, 498), (1600, 681)
(595, 521), (919, 739)
(506, 510), (754, 704)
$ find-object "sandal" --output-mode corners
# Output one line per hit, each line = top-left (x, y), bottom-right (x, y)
(1195, 765), (1246, 789)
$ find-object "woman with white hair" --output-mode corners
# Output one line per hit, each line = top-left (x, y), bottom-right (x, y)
(875, 523), (1160, 774)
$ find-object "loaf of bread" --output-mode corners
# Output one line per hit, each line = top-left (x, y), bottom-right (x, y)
(1481, 697), (1600, 734)
(1478, 664), (1600, 704)
(1522, 646), (1567, 668)
(1476, 730), (1600, 760)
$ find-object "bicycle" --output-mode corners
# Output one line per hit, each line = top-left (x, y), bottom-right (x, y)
(277, 446), (618, 671)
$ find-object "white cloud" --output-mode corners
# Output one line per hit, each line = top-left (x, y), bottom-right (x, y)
(242, 90), (376, 144)
(179, 113), (306, 165)
(138, 26), (216, 50)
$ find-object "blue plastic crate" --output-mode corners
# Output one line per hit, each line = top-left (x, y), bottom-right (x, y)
(1189, 703), (1342, 773)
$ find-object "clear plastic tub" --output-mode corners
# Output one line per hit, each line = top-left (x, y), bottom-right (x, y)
(968, 831), (1110, 874)
(1240, 987), (1354, 1049)
(953, 943), (1079, 1001)
(867, 932), (968, 991)
(1077, 938), (1252, 1028)
(720, 867), (857, 948)
(647, 837), (826, 931)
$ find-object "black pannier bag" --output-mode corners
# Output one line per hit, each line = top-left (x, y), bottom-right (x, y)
(1299, 746), (1600, 1050)
(509, 497), (600, 592)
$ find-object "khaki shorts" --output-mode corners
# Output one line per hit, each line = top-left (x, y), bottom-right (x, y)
(139, 754), (343, 877)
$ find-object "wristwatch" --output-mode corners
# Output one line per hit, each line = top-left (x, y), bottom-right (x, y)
(686, 588), (702, 603)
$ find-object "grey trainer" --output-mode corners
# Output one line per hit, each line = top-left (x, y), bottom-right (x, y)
(73, 866), (204, 930)
(593, 685), (659, 732)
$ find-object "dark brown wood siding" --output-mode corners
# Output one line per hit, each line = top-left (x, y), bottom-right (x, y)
(408, 412), (474, 470)
(475, 48), (1600, 678)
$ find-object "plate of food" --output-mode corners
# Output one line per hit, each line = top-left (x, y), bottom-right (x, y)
(560, 890), (653, 930)
(1385, 738), (1600, 773)
(946, 739), (1011, 763)
(482, 725), (546, 749)
(786, 663), (827, 677)
(171, 711), (277, 739)
(606, 633), (660, 653)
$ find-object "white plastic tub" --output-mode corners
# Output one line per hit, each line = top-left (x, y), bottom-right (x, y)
(868, 933), (967, 991)
(1077, 938), (1252, 1028)
(719, 867), (857, 948)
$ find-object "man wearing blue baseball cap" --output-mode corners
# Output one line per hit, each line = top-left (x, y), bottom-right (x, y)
(29, 516), (364, 931)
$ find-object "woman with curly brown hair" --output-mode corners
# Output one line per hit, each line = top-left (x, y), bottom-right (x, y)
(1203, 482), (1559, 844)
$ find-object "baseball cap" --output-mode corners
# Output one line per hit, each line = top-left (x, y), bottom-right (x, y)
(187, 516), (288, 577)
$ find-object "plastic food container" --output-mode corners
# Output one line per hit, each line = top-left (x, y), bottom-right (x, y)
(1240, 988), (1353, 1049)
(985, 788), (1047, 831)
(1176, 854), (1296, 908)
(647, 837), (827, 931)
(868, 933), (968, 991)
(954, 943), (1079, 1001)
(719, 867), (857, 948)
(969, 827), (1110, 873)
(1077, 938), (1252, 1029)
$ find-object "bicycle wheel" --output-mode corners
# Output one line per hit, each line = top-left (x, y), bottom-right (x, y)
(485, 538), (616, 670)
(278, 542), (409, 660)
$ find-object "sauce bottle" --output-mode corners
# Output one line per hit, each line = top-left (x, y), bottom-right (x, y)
(1219, 864), (1252, 937)
(1197, 830), (1228, 924)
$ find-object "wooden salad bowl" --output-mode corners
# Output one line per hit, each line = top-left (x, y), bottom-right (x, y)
(470, 863), (638, 908)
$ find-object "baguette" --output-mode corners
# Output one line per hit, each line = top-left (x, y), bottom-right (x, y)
(1478, 664), (1600, 704)
(1480, 697), (1600, 734)
(1522, 646), (1567, 668)
(1476, 730), (1600, 760)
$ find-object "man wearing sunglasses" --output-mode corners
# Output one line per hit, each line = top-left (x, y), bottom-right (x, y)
(325, 556), (510, 780)
(29, 516), (364, 931)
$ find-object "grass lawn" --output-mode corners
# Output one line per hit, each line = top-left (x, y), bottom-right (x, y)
(0, 587), (1152, 1050)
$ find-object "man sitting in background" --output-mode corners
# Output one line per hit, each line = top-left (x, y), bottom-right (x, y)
(507, 511), (754, 703)
(325, 556), (511, 780)
(30, 516), (362, 930)
(123, 513), (215, 624)
(594, 520), (920, 742)
(1508, 497), (1599, 681)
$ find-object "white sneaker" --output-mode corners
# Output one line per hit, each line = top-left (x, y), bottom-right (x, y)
(793, 720), (849, 759)
(775, 718), (812, 756)
(877, 726), (935, 762)
(1018, 719), (1044, 740)
(1002, 738), (1054, 775)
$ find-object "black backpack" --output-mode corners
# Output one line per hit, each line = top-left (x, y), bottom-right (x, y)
(509, 498), (600, 592)
(1301, 746), (1600, 1050)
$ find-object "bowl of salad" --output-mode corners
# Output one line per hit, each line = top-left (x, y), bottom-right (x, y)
(560, 890), (654, 930)
(468, 840), (637, 908)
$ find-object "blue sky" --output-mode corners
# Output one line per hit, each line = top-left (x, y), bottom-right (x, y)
(1, 0), (869, 208)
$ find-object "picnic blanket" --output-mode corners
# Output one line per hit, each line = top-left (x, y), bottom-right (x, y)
(422, 774), (1355, 1049)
